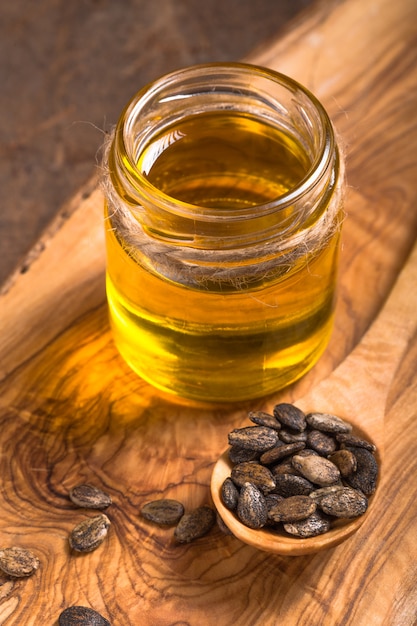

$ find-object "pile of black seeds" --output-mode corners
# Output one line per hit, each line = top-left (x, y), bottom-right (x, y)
(220, 403), (379, 538)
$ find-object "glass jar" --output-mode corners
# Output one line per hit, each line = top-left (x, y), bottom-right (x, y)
(102, 63), (344, 404)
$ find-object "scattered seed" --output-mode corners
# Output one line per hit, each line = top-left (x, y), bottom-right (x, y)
(308, 485), (345, 501)
(260, 441), (305, 465)
(248, 411), (281, 431)
(292, 454), (340, 486)
(228, 426), (279, 451)
(305, 412), (352, 434)
(174, 506), (216, 543)
(264, 493), (285, 511)
(140, 499), (185, 526)
(283, 512), (331, 538)
(69, 514), (111, 553)
(228, 445), (260, 464)
(258, 441), (284, 464)
(279, 429), (308, 444)
(237, 483), (268, 529)
(273, 473), (315, 497)
(294, 449), (320, 457)
(328, 449), (357, 477)
(69, 485), (112, 510)
(271, 459), (301, 476)
(268, 496), (317, 523)
(318, 487), (368, 518)
(0, 547), (39, 578)
(231, 462), (276, 492)
(221, 478), (239, 511)
(273, 403), (307, 432)
(306, 430), (337, 455)
(58, 606), (110, 625)
(336, 433), (377, 452)
(344, 447), (379, 496)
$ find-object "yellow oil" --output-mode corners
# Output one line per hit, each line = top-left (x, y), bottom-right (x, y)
(105, 111), (340, 403)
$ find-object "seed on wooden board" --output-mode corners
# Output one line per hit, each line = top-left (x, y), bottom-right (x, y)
(140, 499), (185, 525)
(174, 506), (216, 543)
(231, 462), (276, 492)
(273, 474), (315, 497)
(221, 478), (239, 511)
(58, 606), (111, 626)
(336, 433), (377, 452)
(306, 430), (337, 455)
(328, 449), (357, 477)
(273, 403), (307, 432)
(228, 445), (260, 464)
(69, 484), (112, 510)
(228, 426), (279, 451)
(237, 483), (268, 529)
(344, 447), (379, 496)
(305, 412), (352, 434)
(260, 441), (305, 465)
(292, 454), (340, 486)
(318, 487), (368, 518)
(268, 496), (317, 523)
(69, 514), (111, 553)
(283, 512), (331, 538)
(279, 429), (308, 444)
(0, 547), (39, 578)
(248, 411), (281, 431)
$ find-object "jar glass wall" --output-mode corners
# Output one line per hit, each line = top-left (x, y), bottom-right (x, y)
(103, 63), (344, 404)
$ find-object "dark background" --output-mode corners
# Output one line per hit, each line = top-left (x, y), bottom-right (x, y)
(0, 0), (313, 286)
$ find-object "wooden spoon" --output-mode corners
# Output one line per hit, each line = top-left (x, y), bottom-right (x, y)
(211, 238), (417, 555)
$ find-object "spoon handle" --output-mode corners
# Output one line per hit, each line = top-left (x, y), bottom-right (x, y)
(350, 238), (417, 395)
(296, 237), (417, 446)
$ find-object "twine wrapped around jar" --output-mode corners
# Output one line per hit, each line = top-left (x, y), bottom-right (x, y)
(101, 128), (345, 291)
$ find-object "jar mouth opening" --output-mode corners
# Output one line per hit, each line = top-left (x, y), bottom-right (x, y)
(114, 62), (335, 224)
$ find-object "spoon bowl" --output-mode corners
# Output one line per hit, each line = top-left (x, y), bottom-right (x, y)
(212, 444), (376, 556)
(211, 239), (417, 555)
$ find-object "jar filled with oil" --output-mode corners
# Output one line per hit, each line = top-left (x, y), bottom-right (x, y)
(103, 63), (344, 404)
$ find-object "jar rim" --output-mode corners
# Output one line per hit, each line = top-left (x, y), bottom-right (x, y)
(112, 62), (336, 224)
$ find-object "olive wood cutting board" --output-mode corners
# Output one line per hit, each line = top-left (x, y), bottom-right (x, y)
(1, 0), (417, 624)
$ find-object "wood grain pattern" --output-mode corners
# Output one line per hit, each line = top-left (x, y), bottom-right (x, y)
(212, 238), (417, 556)
(1, 0), (417, 624)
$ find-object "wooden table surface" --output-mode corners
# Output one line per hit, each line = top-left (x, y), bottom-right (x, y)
(1, 0), (417, 624)
(0, 0), (311, 287)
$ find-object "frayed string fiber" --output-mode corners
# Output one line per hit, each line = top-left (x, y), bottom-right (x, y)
(101, 127), (345, 290)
